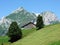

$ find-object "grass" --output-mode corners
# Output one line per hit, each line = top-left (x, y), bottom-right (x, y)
(0, 28), (36, 45)
(11, 24), (60, 45)
(0, 36), (10, 45)
(22, 28), (36, 37)
(49, 40), (60, 45)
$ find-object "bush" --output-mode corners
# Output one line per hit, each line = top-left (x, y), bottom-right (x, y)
(7, 22), (22, 43)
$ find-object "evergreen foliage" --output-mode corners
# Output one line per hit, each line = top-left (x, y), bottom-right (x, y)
(7, 22), (22, 43)
(36, 15), (44, 30)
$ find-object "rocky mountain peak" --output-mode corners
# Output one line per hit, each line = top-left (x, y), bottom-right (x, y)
(0, 8), (59, 36)
(12, 7), (25, 13)
(17, 7), (24, 11)
(40, 11), (58, 25)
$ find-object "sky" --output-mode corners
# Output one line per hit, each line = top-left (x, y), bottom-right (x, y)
(0, 0), (60, 19)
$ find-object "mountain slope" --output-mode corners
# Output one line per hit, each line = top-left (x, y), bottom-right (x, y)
(0, 7), (36, 36)
(0, 17), (11, 36)
(0, 7), (59, 36)
(40, 11), (59, 25)
(6, 7), (36, 27)
(11, 24), (60, 45)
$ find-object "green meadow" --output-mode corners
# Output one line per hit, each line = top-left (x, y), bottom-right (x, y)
(0, 28), (36, 45)
(0, 24), (60, 45)
(11, 24), (60, 45)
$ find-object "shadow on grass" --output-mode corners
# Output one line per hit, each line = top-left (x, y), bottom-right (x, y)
(49, 40), (60, 45)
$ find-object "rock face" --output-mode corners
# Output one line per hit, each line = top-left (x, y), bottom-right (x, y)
(0, 7), (59, 36)
(0, 17), (11, 36)
(36, 11), (59, 25)
(6, 7), (36, 27)
(0, 17), (11, 28)
(0, 7), (36, 36)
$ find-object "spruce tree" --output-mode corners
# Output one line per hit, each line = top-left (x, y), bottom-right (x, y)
(36, 15), (44, 30)
(7, 22), (22, 43)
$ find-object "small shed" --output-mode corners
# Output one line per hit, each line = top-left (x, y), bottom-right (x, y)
(21, 22), (36, 29)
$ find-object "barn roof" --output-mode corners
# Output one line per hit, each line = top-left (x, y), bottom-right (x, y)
(21, 22), (36, 28)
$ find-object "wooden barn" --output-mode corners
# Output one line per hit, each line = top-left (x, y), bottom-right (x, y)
(21, 22), (36, 29)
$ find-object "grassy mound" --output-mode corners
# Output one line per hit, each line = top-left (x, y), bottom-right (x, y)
(11, 24), (60, 45)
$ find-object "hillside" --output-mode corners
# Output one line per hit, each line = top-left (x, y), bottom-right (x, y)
(40, 11), (59, 25)
(0, 28), (36, 45)
(11, 24), (60, 45)
(0, 7), (59, 36)
(0, 7), (36, 36)
(6, 7), (36, 27)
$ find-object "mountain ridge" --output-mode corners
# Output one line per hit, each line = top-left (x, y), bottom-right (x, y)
(0, 7), (59, 36)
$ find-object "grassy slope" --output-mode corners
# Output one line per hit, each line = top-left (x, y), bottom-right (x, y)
(0, 36), (10, 45)
(0, 28), (36, 45)
(22, 28), (36, 37)
(49, 40), (60, 45)
(11, 24), (60, 45)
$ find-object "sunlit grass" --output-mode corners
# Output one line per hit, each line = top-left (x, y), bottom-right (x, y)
(11, 24), (60, 45)
(0, 28), (36, 45)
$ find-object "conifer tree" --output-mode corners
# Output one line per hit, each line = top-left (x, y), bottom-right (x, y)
(36, 15), (44, 30)
(7, 22), (22, 43)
